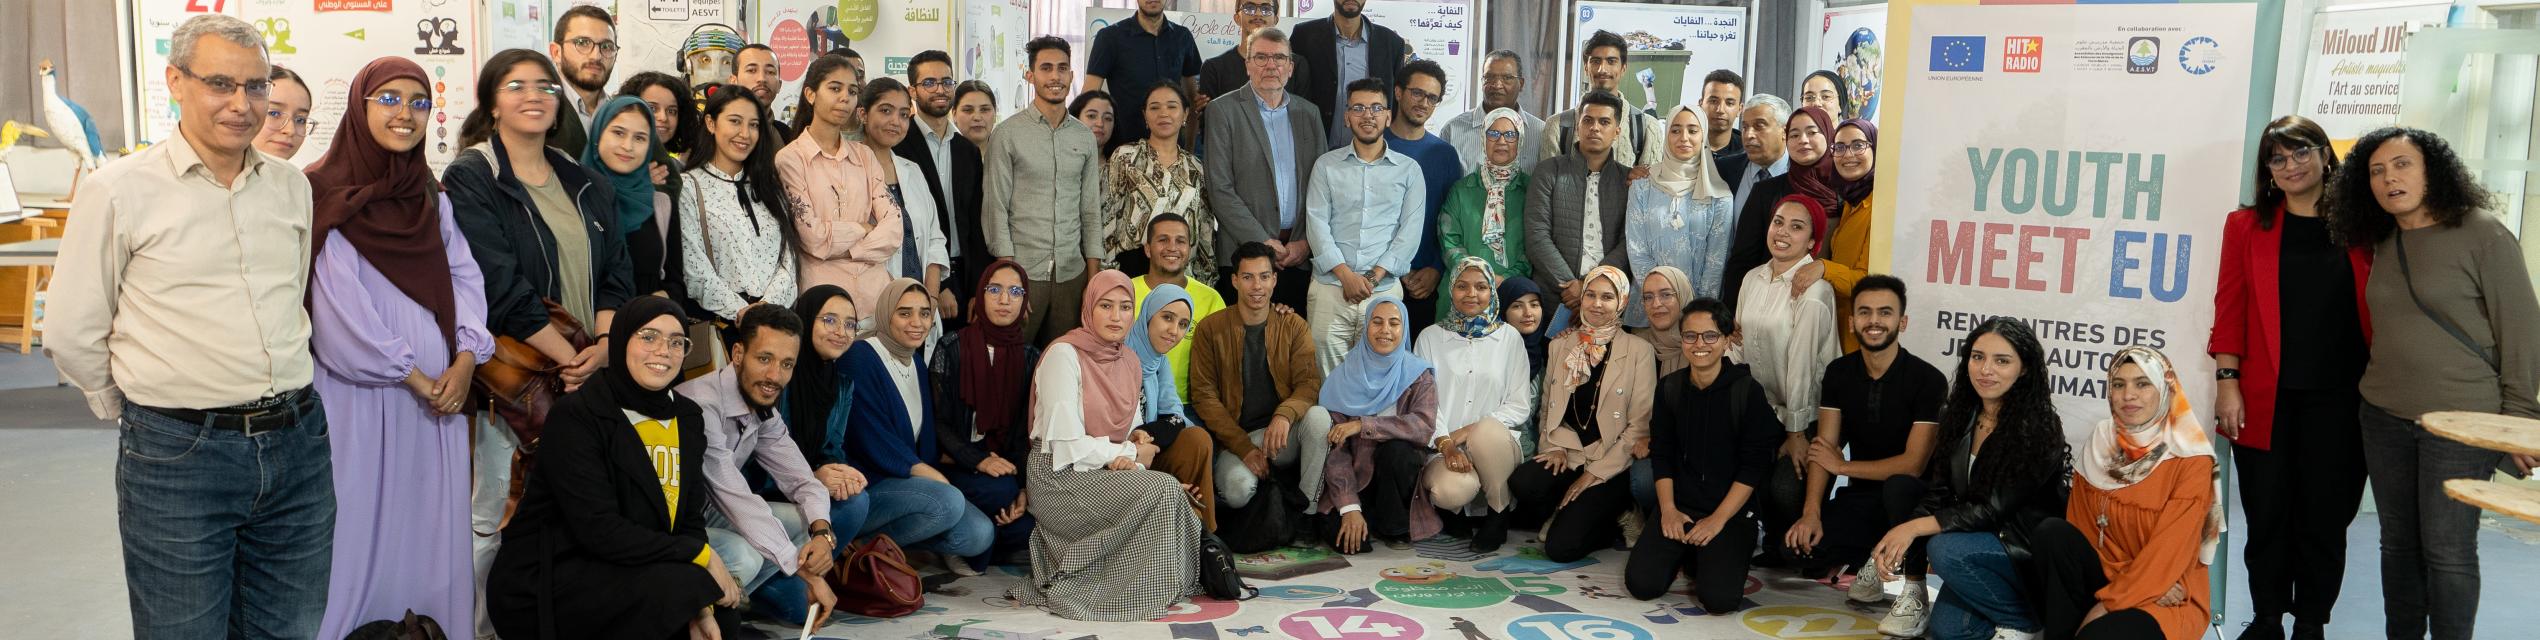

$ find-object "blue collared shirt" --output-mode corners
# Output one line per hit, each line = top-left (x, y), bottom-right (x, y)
(1305, 144), (1427, 288)
(1328, 33), (1371, 148)
(1259, 95), (1304, 231)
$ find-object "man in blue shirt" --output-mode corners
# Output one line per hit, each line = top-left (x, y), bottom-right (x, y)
(1084, 0), (1203, 149)
(1303, 78), (1426, 370)
(1379, 60), (1461, 338)
(1204, 27), (1324, 314)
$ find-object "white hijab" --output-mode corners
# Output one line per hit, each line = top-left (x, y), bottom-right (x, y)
(2077, 346), (2224, 565)
(1648, 105), (1731, 200)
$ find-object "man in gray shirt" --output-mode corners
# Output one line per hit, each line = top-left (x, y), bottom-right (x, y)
(984, 36), (1107, 345)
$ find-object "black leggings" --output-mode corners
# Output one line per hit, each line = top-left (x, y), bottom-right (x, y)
(1809, 475), (1930, 577)
(2234, 388), (2366, 624)
(1625, 513), (1757, 612)
(1507, 459), (1636, 563)
(2032, 517), (2176, 640)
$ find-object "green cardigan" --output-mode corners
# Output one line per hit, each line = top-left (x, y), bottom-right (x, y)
(1435, 170), (1534, 320)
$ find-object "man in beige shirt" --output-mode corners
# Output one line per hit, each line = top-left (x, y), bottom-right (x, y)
(45, 15), (333, 639)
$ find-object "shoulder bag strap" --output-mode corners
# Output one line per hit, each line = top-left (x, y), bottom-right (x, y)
(2394, 228), (2499, 371)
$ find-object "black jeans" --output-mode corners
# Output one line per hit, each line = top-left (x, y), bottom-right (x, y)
(2030, 517), (2165, 640)
(1811, 475), (1931, 577)
(1324, 439), (1429, 552)
(2233, 388), (2366, 625)
(1508, 460), (1636, 563)
(2359, 402), (2503, 640)
(1625, 512), (1757, 612)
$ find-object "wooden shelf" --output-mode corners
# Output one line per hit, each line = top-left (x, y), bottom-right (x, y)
(2444, 479), (2540, 525)
(2422, 411), (2540, 457)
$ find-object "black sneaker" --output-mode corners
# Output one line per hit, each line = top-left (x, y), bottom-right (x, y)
(2236, 620), (2285, 640)
(1470, 510), (1510, 553)
(1291, 513), (1323, 548)
(2289, 622), (2325, 640)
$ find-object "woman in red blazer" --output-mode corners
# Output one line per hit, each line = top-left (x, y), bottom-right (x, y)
(2206, 115), (2373, 640)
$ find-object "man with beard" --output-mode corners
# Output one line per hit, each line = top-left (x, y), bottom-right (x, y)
(1441, 50), (1544, 174)
(1379, 60), (1460, 337)
(1700, 70), (1748, 192)
(984, 37), (1106, 346)
(1301, 79), (1424, 370)
(1539, 31), (1665, 175)
(1292, 0), (1408, 150)
(1523, 90), (1633, 328)
(1084, 0), (1202, 149)
(894, 50), (979, 326)
(1199, 0), (1317, 113)
(734, 44), (792, 141)
(1779, 275), (1945, 637)
(546, 5), (619, 155)
(683, 305), (859, 629)
(1203, 27), (1322, 313)
(1132, 214), (1227, 401)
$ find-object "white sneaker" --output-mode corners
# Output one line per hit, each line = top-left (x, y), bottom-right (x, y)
(1990, 627), (2040, 640)
(1619, 509), (1645, 549)
(1879, 585), (1930, 638)
(943, 552), (983, 577)
(1848, 563), (1886, 603)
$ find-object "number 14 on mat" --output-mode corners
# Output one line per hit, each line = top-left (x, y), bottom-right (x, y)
(1277, 607), (1424, 639)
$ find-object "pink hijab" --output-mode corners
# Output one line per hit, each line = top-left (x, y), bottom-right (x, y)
(1053, 270), (1143, 442)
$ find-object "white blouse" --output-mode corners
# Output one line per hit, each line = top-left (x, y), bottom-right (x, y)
(680, 164), (799, 319)
(865, 337), (926, 441)
(1412, 323), (1535, 445)
(1030, 343), (1141, 472)
(1733, 255), (1841, 433)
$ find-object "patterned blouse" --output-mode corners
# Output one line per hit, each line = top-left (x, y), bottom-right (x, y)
(1100, 140), (1217, 285)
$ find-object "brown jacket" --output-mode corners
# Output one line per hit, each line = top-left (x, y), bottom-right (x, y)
(1537, 332), (1657, 481)
(1189, 309), (1324, 458)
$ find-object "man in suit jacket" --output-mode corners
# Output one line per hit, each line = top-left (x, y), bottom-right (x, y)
(1289, 0), (1408, 150)
(1721, 96), (1795, 315)
(894, 50), (979, 327)
(1524, 90), (1635, 327)
(1205, 27), (1324, 313)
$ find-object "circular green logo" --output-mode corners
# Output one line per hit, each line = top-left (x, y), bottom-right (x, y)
(836, 0), (879, 41)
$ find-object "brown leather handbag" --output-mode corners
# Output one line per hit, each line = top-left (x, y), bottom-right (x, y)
(472, 299), (592, 454)
(830, 534), (925, 618)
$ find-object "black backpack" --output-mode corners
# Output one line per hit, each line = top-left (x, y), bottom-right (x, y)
(1215, 468), (1301, 554)
(1196, 532), (1259, 601)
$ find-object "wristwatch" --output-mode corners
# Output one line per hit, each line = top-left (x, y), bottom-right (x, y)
(809, 527), (835, 541)
(2216, 368), (2241, 380)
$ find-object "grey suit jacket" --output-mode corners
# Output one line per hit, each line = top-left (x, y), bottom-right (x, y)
(1203, 88), (1325, 267)
(1524, 153), (1634, 287)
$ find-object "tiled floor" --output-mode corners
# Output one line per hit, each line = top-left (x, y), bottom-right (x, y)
(3, 348), (2536, 639)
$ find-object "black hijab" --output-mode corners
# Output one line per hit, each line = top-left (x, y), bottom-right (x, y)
(786, 285), (853, 450)
(589, 296), (692, 420)
(1498, 275), (1550, 375)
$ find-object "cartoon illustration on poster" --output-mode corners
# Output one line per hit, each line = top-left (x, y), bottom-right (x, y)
(1817, 4), (1887, 120)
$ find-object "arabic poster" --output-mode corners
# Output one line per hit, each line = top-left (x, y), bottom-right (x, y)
(232, 0), (481, 171)
(1567, 1), (1747, 113)
(1287, 0), (1478, 128)
(1815, 3), (1887, 121)
(1881, 0), (2259, 433)
(2295, 1), (2452, 139)
(962, 0), (1033, 121)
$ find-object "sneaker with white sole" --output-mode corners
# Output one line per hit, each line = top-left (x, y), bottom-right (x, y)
(1879, 586), (1929, 638)
(1847, 563), (1886, 603)
(1991, 627), (2040, 640)
(943, 553), (982, 577)
(1618, 510), (1645, 549)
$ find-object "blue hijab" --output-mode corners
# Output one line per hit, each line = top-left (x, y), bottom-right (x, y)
(1130, 283), (1194, 423)
(1320, 297), (1435, 416)
(580, 96), (661, 235)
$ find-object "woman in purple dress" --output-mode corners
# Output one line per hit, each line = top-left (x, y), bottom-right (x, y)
(305, 57), (494, 637)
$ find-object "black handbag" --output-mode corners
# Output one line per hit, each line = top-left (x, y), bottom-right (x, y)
(1196, 532), (1258, 601)
(1216, 469), (1299, 554)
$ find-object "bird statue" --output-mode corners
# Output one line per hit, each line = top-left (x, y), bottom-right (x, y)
(38, 59), (105, 171)
(0, 120), (52, 156)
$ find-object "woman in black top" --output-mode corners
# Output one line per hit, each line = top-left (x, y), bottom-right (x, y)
(486, 297), (738, 640)
(1868, 317), (2070, 640)
(1627, 297), (1779, 613)
(931, 258), (1043, 568)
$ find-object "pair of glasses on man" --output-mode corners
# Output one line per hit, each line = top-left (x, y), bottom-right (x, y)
(177, 65), (273, 97)
(563, 37), (622, 57)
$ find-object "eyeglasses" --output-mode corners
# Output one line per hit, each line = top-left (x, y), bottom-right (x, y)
(632, 328), (693, 354)
(501, 80), (563, 97)
(1484, 130), (1521, 142)
(2266, 146), (2319, 171)
(176, 65), (273, 98)
(364, 93), (435, 114)
(263, 110), (313, 136)
(1398, 88), (1441, 105)
(1482, 73), (1521, 86)
(913, 76), (956, 89)
(565, 37), (622, 58)
(1346, 103), (1390, 116)
(1685, 331), (1726, 344)
(1238, 3), (1278, 17)
(1248, 52), (1291, 65)
(816, 313), (850, 330)
(982, 283), (1027, 298)
(1643, 290), (1679, 304)
(1828, 141), (1874, 156)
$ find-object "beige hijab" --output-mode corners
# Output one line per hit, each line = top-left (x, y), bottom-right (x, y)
(1649, 105), (1731, 200)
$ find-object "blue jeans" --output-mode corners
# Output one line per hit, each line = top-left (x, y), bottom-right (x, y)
(705, 493), (871, 623)
(859, 476), (993, 558)
(1629, 458), (1657, 514)
(1928, 531), (2038, 640)
(2359, 403), (2502, 640)
(945, 468), (1035, 569)
(118, 398), (335, 639)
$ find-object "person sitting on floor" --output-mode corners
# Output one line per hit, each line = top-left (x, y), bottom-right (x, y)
(1627, 297), (1779, 614)
(685, 304), (867, 628)
(842, 278), (995, 575)
(2031, 347), (2219, 640)
(1316, 297), (1442, 554)
(1413, 258), (1534, 552)
(1192, 242), (1335, 545)
(1506, 265), (1657, 563)
(1129, 283), (1227, 529)
(930, 259), (1042, 570)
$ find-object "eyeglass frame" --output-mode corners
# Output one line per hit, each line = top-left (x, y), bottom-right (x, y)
(2265, 145), (2320, 171)
(982, 283), (1027, 299)
(262, 110), (314, 136)
(631, 328), (694, 354)
(564, 36), (622, 58)
(363, 93), (436, 114)
(1827, 140), (1875, 156)
(500, 80), (564, 97)
(1483, 130), (1522, 142)
(1237, 3), (1279, 17)
(1682, 330), (1727, 344)
(175, 64), (274, 98)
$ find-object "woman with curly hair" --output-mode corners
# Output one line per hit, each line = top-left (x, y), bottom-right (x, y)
(1867, 318), (2071, 640)
(2325, 127), (2540, 640)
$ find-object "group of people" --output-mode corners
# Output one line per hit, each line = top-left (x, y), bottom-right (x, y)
(45, 2), (2540, 639)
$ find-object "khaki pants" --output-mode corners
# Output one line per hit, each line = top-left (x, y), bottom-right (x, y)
(1422, 417), (1521, 513)
(1305, 280), (1402, 372)
(1021, 270), (1090, 347)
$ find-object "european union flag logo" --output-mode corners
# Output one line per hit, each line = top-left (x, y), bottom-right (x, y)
(1931, 36), (1985, 72)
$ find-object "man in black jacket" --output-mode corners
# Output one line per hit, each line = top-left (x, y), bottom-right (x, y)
(1289, 0), (1407, 150)
(893, 50), (980, 329)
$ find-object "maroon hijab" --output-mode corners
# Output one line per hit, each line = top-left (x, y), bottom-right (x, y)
(305, 58), (456, 353)
(959, 259), (1033, 448)
(1784, 105), (1844, 215)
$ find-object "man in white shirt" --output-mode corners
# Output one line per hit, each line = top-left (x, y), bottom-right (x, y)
(49, 15), (333, 638)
